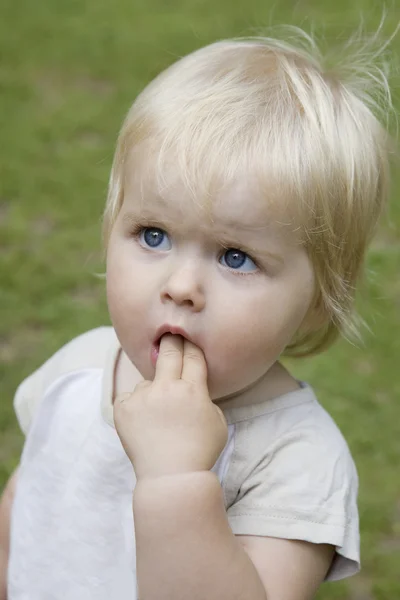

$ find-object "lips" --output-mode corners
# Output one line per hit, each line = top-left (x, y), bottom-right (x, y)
(151, 325), (196, 367)
(154, 324), (193, 346)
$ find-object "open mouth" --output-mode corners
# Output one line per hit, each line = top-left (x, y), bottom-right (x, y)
(151, 326), (192, 367)
(151, 331), (187, 367)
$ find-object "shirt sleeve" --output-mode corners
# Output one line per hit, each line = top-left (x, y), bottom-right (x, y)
(225, 407), (360, 581)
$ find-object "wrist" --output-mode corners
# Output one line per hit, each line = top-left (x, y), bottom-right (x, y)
(133, 471), (223, 515)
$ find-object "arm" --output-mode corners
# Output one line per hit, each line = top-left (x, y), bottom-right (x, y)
(115, 336), (334, 599)
(0, 470), (18, 600)
(133, 471), (334, 600)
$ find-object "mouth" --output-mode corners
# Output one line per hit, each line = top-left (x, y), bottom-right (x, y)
(151, 325), (194, 366)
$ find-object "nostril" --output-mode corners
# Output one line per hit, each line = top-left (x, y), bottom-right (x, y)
(160, 279), (204, 311)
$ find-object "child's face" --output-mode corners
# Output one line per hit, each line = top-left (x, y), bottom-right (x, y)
(106, 164), (315, 400)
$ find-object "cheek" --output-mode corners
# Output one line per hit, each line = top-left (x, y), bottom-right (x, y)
(106, 257), (127, 320)
(106, 261), (150, 369)
(106, 245), (143, 325)
(207, 279), (314, 371)
(205, 299), (278, 372)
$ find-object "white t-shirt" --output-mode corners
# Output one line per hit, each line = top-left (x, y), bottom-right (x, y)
(9, 327), (360, 599)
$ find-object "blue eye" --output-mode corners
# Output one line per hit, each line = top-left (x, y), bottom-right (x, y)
(220, 248), (257, 272)
(139, 227), (171, 250)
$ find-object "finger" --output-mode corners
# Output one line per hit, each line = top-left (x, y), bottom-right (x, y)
(154, 334), (184, 381)
(181, 339), (208, 388)
(116, 392), (132, 404)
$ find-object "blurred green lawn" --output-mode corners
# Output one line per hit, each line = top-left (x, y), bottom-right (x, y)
(1, 1), (399, 598)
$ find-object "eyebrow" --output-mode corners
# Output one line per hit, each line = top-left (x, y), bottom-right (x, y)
(122, 210), (176, 228)
(122, 208), (272, 234)
(210, 223), (287, 265)
(220, 239), (285, 265)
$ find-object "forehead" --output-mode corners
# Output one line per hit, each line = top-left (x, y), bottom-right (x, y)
(210, 179), (296, 233)
(123, 152), (301, 240)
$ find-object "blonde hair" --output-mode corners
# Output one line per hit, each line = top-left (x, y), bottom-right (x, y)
(103, 26), (396, 357)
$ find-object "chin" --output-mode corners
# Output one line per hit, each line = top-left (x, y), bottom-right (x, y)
(208, 377), (241, 402)
(127, 351), (152, 381)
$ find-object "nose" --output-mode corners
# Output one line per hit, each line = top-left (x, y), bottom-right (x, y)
(160, 262), (205, 312)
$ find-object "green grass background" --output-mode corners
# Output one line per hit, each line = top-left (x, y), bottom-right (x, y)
(0, 1), (399, 598)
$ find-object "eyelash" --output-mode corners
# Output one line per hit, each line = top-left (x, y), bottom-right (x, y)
(218, 244), (260, 274)
(130, 224), (261, 274)
(130, 222), (162, 237)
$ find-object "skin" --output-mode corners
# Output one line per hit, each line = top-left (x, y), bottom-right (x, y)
(0, 167), (334, 599)
(114, 335), (334, 600)
(108, 167), (334, 599)
(0, 471), (17, 600)
(106, 173), (317, 404)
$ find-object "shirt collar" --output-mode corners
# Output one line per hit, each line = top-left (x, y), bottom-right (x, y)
(100, 328), (121, 428)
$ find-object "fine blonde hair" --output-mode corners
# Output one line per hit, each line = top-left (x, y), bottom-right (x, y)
(103, 26), (396, 357)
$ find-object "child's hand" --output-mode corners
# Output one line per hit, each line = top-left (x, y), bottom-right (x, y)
(114, 334), (228, 480)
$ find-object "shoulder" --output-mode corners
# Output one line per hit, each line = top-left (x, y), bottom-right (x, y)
(14, 327), (118, 435)
(0, 469), (19, 599)
(224, 385), (359, 581)
(48, 327), (118, 367)
(228, 385), (358, 502)
(225, 384), (354, 470)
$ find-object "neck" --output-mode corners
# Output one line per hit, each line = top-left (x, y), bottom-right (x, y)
(214, 361), (300, 411)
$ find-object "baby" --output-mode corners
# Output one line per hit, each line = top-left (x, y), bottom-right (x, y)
(0, 28), (394, 600)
